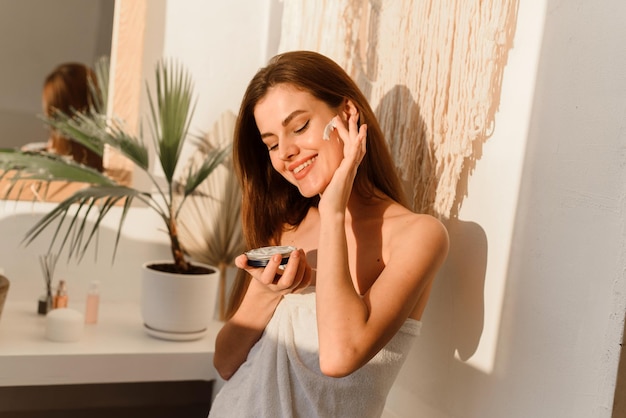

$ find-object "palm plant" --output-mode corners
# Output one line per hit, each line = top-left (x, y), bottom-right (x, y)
(0, 59), (229, 274)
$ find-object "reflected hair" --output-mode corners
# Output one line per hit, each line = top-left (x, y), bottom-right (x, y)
(42, 62), (103, 171)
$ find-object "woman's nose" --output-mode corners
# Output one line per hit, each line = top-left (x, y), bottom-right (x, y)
(278, 138), (298, 161)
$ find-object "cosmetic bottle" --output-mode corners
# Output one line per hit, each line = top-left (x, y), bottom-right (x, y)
(53, 279), (68, 309)
(84, 280), (100, 324)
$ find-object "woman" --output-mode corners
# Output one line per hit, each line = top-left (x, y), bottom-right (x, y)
(41, 62), (104, 171)
(210, 51), (448, 417)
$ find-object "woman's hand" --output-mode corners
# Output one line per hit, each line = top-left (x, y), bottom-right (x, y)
(215, 247), (312, 380)
(319, 107), (367, 215)
(235, 248), (312, 295)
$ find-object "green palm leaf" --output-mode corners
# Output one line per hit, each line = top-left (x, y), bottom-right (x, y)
(0, 149), (115, 186)
(90, 56), (109, 114)
(45, 112), (150, 171)
(148, 60), (197, 184)
(23, 185), (148, 262)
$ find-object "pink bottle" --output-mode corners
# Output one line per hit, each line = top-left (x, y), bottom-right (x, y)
(84, 280), (100, 324)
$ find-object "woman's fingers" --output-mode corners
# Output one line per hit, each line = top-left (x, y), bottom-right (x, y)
(236, 249), (310, 293)
(332, 111), (366, 164)
(282, 249), (311, 292)
(234, 253), (250, 270)
(273, 249), (310, 291)
(234, 252), (282, 286)
(348, 109), (359, 136)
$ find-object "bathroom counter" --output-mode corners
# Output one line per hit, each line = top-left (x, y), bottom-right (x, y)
(0, 300), (221, 387)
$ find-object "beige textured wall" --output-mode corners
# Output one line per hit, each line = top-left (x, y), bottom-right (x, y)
(278, 0), (518, 218)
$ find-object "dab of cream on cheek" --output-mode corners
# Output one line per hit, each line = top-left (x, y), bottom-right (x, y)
(323, 119), (336, 141)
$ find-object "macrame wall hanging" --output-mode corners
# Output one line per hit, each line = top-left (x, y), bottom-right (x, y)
(279, 0), (518, 218)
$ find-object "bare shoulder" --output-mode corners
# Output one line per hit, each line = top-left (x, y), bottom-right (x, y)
(384, 206), (449, 266)
(372, 205), (449, 320)
(384, 205), (448, 243)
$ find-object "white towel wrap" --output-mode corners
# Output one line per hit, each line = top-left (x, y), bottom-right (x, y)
(209, 287), (420, 418)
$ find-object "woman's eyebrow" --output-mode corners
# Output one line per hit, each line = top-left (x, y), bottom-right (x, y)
(260, 110), (307, 139)
(282, 110), (306, 127)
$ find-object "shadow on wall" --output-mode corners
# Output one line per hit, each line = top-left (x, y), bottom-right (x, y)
(376, 84), (437, 213)
(400, 219), (487, 368)
(375, 85), (488, 359)
(376, 85), (489, 415)
(436, 219), (487, 360)
(388, 218), (488, 416)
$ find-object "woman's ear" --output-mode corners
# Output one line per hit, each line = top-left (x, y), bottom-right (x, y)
(340, 99), (358, 122)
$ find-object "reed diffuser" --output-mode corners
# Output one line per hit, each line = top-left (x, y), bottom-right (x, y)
(38, 253), (57, 315)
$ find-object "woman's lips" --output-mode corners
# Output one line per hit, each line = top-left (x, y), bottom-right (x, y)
(290, 155), (318, 179)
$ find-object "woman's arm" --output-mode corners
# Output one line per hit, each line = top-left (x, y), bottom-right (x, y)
(315, 212), (448, 377)
(213, 249), (311, 380)
(213, 279), (281, 380)
(315, 107), (449, 377)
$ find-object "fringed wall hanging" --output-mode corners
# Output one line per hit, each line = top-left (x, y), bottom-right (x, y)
(279, 0), (518, 218)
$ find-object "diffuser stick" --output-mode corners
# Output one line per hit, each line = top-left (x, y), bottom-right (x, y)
(38, 253), (58, 314)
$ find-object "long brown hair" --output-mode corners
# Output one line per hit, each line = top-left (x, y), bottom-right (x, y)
(227, 50), (406, 317)
(43, 62), (104, 171)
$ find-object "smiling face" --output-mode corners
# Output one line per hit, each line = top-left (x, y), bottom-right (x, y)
(254, 83), (345, 197)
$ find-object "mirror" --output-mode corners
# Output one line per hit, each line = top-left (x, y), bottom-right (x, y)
(0, 0), (146, 201)
(0, 0), (115, 201)
(0, 0), (114, 149)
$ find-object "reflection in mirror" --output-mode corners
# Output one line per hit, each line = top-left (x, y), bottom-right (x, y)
(37, 60), (107, 171)
(0, 0), (115, 201)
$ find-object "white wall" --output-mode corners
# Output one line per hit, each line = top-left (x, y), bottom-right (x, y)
(133, 0), (277, 182)
(386, 1), (626, 417)
(139, 0), (276, 143)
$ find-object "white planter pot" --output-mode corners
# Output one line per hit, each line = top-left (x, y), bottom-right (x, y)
(141, 261), (219, 341)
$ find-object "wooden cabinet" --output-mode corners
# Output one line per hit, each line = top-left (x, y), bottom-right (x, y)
(0, 380), (213, 418)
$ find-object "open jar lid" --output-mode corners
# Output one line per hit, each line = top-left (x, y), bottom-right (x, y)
(245, 245), (296, 267)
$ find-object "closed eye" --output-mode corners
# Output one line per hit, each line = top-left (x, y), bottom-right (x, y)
(265, 120), (310, 152)
(295, 120), (310, 134)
